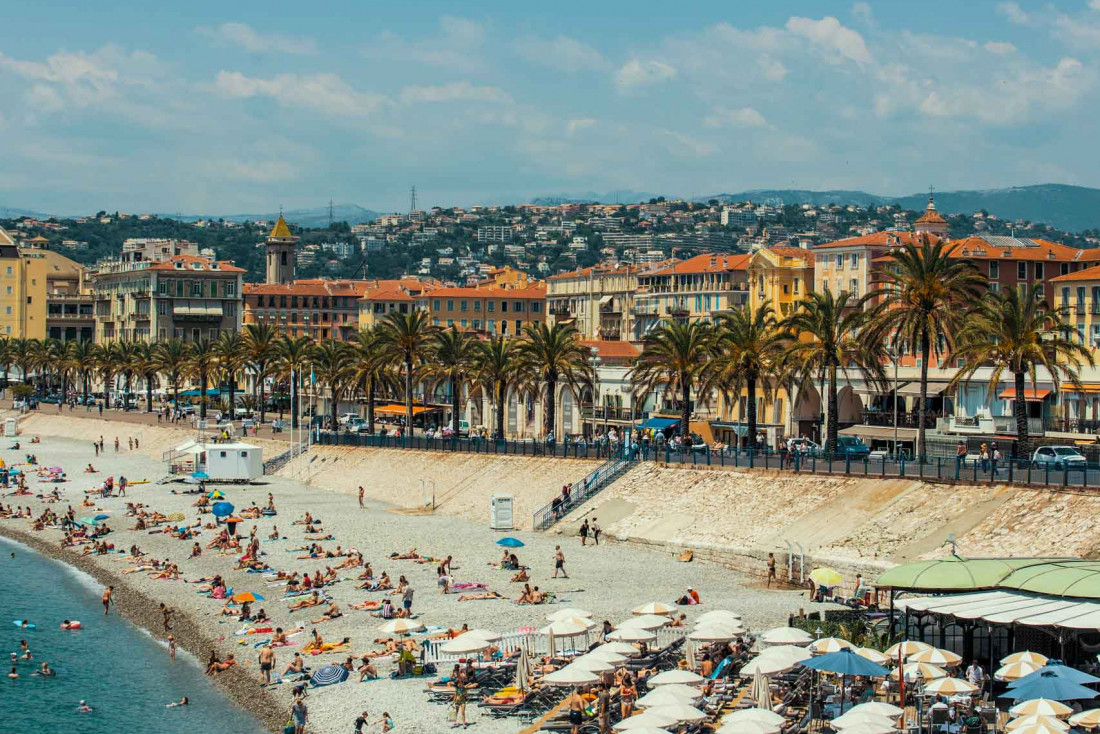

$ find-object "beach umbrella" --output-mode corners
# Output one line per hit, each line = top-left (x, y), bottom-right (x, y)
(722, 708), (786, 726)
(539, 621), (590, 637)
(165, 512), (185, 522)
(633, 602), (677, 616)
(830, 710), (899, 729)
(608, 628), (657, 643)
(571, 655), (615, 673)
(464, 629), (502, 642)
(93, 513), (110, 521)
(810, 637), (855, 654)
(441, 635), (493, 655)
(763, 645), (815, 665)
(232, 592), (264, 603)
(1008, 672), (1100, 702)
(636, 685), (702, 707)
(809, 567), (843, 587)
(211, 501), (234, 517)
(592, 642), (641, 657)
(1069, 709), (1100, 729)
(611, 727), (671, 734)
(1010, 665), (1100, 689)
(547, 608), (593, 622)
(620, 614), (672, 631)
(854, 647), (889, 665)
(759, 627), (812, 646)
(1007, 716), (1070, 732)
(649, 669), (704, 686)
(742, 653), (800, 676)
(998, 661), (1045, 682)
(831, 721), (899, 734)
(907, 647), (962, 667)
(1009, 699), (1075, 717)
(1008, 723), (1076, 734)
(613, 711), (681, 730)
(206, 489), (225, 499)
(1003, 651), (1050, 666)
(889, 662), (947, 681)
(697, 609), (742, 622)
(845, 702), (904, 718)
(647, 703), (707, 723)
(514, 639), (531, 692)
(191, 471), (210, 479)
(717, 721), (781, 734)
(226, 516), (244, 524)
(309, 664), (349, 687)
(883, 640), (932, 658)
(552, 616), (596, 630)
(689, 625), (744, 642)
(801, 649), (891, 678)
(753, 669), (772, 711)
(378, 619), (423, 635)
(543, 664), (600, 686)
(496, 537), (524, 548)
(587, 648), (629, 665)
(78, 516), (100, 526)
(922, 677), (978, 696)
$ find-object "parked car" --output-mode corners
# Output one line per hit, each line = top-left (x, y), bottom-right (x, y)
(1032, 445), (1087, 470)
(338, 412), (360, 426)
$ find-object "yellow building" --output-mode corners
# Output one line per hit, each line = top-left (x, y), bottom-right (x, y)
(473, 266), (529, 288)
(546, 264), (641, 341)
(357, 278), (435, 329)
(0, 227), (48, 339)
(417, 283), (546, 336)
(747, 246), (815, 317)
(633, 253), (751, 338)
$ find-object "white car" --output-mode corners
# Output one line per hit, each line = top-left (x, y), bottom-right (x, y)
(1032, 445), (1087, 470)
(338, 412), (360, 426)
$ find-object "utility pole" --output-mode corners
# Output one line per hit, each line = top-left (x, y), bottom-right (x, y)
(409, 185), (418, 214)
(328, 199), (335, 228)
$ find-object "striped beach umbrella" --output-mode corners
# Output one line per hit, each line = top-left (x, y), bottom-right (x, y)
(309, 664), (349, 687)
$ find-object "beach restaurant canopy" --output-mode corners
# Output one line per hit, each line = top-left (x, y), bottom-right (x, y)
(636, 417), (680, 432)
(877, 557), (1100, 667)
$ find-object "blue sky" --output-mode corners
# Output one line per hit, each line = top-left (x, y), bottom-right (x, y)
(1, 0), (1098, 214)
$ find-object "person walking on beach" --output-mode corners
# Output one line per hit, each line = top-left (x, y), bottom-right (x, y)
(291, 698), (308, 734)
(93, 441), (99, 457)
(114, 437), (120, 452)
(258, 644), (275, 686)
(766, 553), (777, 588)
(592, 518), (601, 546)
(452, 669), (469, 728)
(160, 603), (172, 631)
(358, 486), (364, 509)
(553, 546), (567, 578)
(402, 585), (415, 616)
(168, 635), (177, 659)
(102, 585), (113, 615)
(579, 519), (589, 546)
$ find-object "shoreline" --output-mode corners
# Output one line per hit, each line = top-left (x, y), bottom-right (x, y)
(0, 523), (283, 734)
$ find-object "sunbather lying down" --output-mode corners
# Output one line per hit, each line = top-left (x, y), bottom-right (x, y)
(302, 636), (350, 653)
(350, 600), (381, 611)
(459, 591), (506, 602)
(389, 548), (419, 560)
(289, 592), (324, 610)
(372, 638), (420, 652)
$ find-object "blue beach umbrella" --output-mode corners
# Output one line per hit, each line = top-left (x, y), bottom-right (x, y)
(192, 471), (209, 479)
(310, 664), (349, 687)
(93, 514), (110, 522)
(1009, 665), (1100, 688)
(1007, 670), (1100, 701)
(800, 648), (891, 678)
(211, 501), (234, 518)
(496, 537), (525, 548)
(206, 489), (225, 499)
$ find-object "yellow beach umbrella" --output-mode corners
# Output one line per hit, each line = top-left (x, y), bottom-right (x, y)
(1069, 709), (1100, 729)
(996, 661), (1044, 682)
(907, 648), (963, 667)
(1010, 700), (1073, 719)
(884, 640), (932, 658)
(1007, 716), (1069, 732)
(888, 662), (946, 681)
(855, 647), (890, 665)
(922, 677), (978, 696)
(810, 637), (855, 654)
(1008, 722), (1074, 734)
(809, 567), (843, 587)
(1002, 651), (1050, 667)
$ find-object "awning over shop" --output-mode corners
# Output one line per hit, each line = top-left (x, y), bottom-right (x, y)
(637, 417), (680, 431)
(999, 388), (1052, 402)
(896, 381), (950, 398)
(896, 589), (1100, 631)
(598, 295), (613, 305)
(877, 556), (1063, 592)
(839, 425), (919, 441)
(180, 388), (221, 398)
(712, 423), (750, 437)
(374, 404), (440, 416)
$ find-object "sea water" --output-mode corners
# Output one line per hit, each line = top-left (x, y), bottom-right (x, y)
(0, 535), (267, 734)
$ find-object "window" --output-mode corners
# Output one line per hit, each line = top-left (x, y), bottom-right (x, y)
(531, 302), (541, 313)
(487, 301), (495, 312)
(990, 282), (1000, 293)
(191, 281), (203, 296)
(515, 319), (522, 333)
(473, 301), (481, 312)
(447, 319), (454, 326)
(473, 320), (481, 330)
(461, 319), (468, 328)
(850, 253), (858, 268)
(157, 300), (167, 315)
(4, 306), (10, 315)
(1017, 262), (1027, 280)
(447, 299), (454, 311)
(460, 300), (468, 312)
(1035, 262), (1044, 280)
(989, 261), (999, 279)
(782, 284), (789, 295)
(501, 301), (509, 313)
(835, 254), (843, 269)
(4, 267), (10, 275)
(4, 287), (9, 295)
(433, 299), (441, 310)
(514, 301), (524, 313)
(225, 281), (237, 296)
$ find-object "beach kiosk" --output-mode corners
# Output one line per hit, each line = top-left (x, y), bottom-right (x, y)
(205, 442), (263, 482)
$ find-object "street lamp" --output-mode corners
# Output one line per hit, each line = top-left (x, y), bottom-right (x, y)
(588, 348), (602, 439)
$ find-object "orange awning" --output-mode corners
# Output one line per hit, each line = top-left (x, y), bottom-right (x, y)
(374, 404), (440, 416)
(998, 388), (1052, 402)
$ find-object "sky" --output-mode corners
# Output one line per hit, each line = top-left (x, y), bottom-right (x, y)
(1, 0), (1099, 215)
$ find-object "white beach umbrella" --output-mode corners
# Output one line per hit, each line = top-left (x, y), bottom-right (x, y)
(907, 647), (962, 667)
(636, 686), (702, 708)
(547, 607), (593, 622)
(759, 627), (813, 646)
(440, 635), (493, 655)
(1003, 651), (1050, 667)
(689, 624), (745, 642)
(587, 648), (629, 664)
(571, 655), (615, 673)
(722, 708), (786, 726)
(845, 702), (904, 718)
(742, 654), (798, 676)
(648, 669), (704, 686)
(883, 640), (932, 658)
(1010, 699), (1074, 718)
(553, 616), (597, 630)
(831, 710), (899, 729)
(378, 619), (424, 635)
(543, 664), (600, 686)
(592, 642), (642, 657)
(614, 711), (681, 730)
(854, 647), (890, 665)
(610, 727), (671, 734)
(718, 721), (781, 734)
(633, 602), (678, 616)
(888, 662), (947, 681)
(810, 637), (855, 654)
(1007, 715), (1070, 732)
(647, 703), (707, 723)
(464, 628), (502, 642)
(608, 628), (658, 643)
(539, 621), (590, 637)
(832, 721), (899, 734)
(697, 610), (743, 625)
(1069, 709), (1100, 729)
(922, 677), (977, 696)
(1008, 723), (1075, 734)
(997, 661), (1044, 681)
(620, 614), (672, 630)
(762, 645), (814, 664)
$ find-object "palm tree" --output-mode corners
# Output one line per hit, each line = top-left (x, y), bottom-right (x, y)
(350, 328), (392, 435)
(310, 340), (354, 429)
(629, 320), (716, 440)
(376, 311), (439, 437)
(129, 342), (159, 413)
(213, 332), (247, 416)
(46, 340), (70, 398)
(423, 327), (480, 436)
(276, 335), (312, 429)
(93, 342), (123, 408)
(154, 339), (190, 411)
(950, 283), (1093, 457)
(780, 290), (887, 455)
(116, 341), (140, 406)
(244, 323), (280, 424)
(711, 302), (788, 450)
(71, 339), (96, 406)
(0, 338), (13, 395)
(12, 338), (35, 384)
(188, 339), (219, 420)
(868, 238), (985, 458)
(517, 322), (594, 439)
(474, 335), (523, 440)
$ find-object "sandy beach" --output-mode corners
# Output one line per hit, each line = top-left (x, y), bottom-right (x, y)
(0, 417), (833, 734)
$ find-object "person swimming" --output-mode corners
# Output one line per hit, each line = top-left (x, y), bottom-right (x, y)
(76, 700), (93, 712)
(166, 697), (189, 708)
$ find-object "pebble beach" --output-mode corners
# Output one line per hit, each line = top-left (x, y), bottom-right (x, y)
(0, 419), (834, 733)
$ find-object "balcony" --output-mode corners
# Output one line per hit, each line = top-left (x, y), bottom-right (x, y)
(599, 328), (621, 341)
(668, 306), (690, 318)
(46, 311), (95, 322)
(860, 410), (937, 429)
(127, 312), (152, 322)
(549, 304), (572, 316)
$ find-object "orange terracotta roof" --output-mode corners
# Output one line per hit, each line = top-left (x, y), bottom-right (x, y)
(814, 231), (939, 250)
(150, 255), (246, 273)
(422, 284), (547, 299)
(579, 339), (640, 360)
(244, 278), (373, 297)
(766, 246), (815, 263)
(1051, 263), (1100, 283)
(946, 236), (1080, 262)
(646, 253), (751, 276)
(547, 264), (639, 280)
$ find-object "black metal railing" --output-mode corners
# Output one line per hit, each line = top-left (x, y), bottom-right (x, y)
(532, 447), (634, 531)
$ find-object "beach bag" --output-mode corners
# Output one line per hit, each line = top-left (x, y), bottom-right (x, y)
(283, 721), (295, 734)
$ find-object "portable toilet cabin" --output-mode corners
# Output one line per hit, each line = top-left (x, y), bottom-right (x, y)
(490, 494), (514, 531)
(205, 442), (263, 482)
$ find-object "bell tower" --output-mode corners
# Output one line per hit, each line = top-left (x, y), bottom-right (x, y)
(265, 214), (297, 285)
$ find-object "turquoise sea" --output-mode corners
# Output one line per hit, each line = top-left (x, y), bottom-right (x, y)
(0, 535), (267, 734)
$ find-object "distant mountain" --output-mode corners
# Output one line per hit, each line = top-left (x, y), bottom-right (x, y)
(0, 206), (48, 219)
(167, 204), (382, 228)
(526, 190), (659, 206)
(704, 184), (1100, 233)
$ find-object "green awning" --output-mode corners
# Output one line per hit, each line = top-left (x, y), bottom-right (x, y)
(999, 561), (1100, 599)
(876, 556), (1065, 592)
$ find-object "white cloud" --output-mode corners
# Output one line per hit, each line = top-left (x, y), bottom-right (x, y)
(398, 81), (511, 104)
(565, 117), (597, 135)
(513, 35), (608, 73)
(1091, 0), (1100, 9)
(364, 16), (486, 72)
(614, 59), (677, 92)
(660, 129), (716, 158)
(786, 16), (873, 64)
(984, 41), (1016, 55)
(852, 2), (874, 24)
(213, 71), (388, 117)
(196, 22), (316, 55)
(703, 106), (767, 128)
(997, 2), (1032, 25)
(1052, 11), (1100, 48)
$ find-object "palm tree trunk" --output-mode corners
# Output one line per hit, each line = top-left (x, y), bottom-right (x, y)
(827, 364), (839, 455)
(199, 370), (208, 420)
(103, 373), (112, 409)
(227, 371), (236, 416)
(404, 351), (415, 437)
(918, 329), (930, 460)
(746, 377), (758, 451)
(496, 384), (506, 439)
(145, 374), (153, 413)
(545, 376), (557, 438)
(173, 379), (180, 413)
(367, 380), (375, 434)
(82, 372), (89, 405)
(1014, 370), (1030, 458)
(331, 386), (339, 429)
(681, 378), (691, 440)
(451, 376), (460, 435)
(259, 369), (267, 424)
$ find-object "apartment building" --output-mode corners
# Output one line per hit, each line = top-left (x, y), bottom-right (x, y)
(813, 230), (929, 302)
(358, 278), (436, 329)
(243, 279), (371, 342)
(417, 283), (546, 336)
(747, 247), (815, 317)
(0, 227), (47, 339)
(39, 246), (94, 342)
(476, 226), (514, 243)
(946, 235), (1083, 305)
(633, 253), (751, 337)
(546, 264), (639, 341)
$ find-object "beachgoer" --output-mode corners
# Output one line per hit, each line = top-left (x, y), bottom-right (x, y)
(592, 518), (601, 545)
(168, 635), (177, 659)
(579, 519), (589, 546)
(354, 711), (370, 733)
(597, 681), (611, 734)
(553, 546), (567, 578)
(259, 644), (276, 686)
(452, 670), (469, 728)
(102, 585), (113, 615)
(568, 688), (585, 734)
(291, 698), (308, 734)
(166, 697), (189, 708)
(358, 486), (364, 509)
(767, 552), (777, 587)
